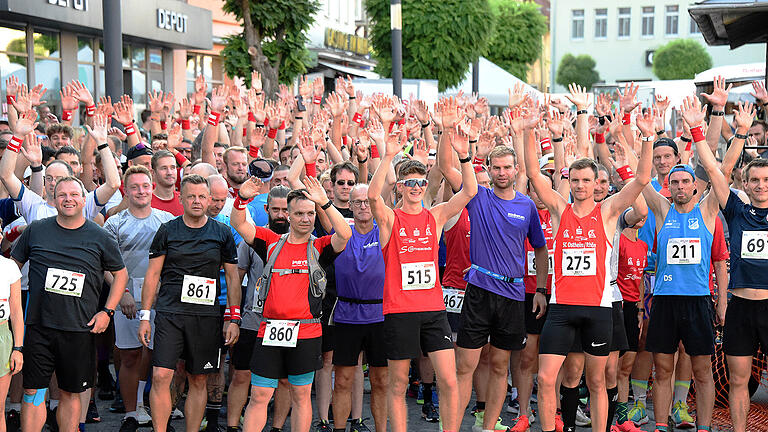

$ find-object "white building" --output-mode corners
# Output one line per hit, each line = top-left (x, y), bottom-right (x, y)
(549, 0), (765, 92)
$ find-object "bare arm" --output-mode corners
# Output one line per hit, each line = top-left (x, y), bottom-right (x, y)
(140, 257), (164, 309)
(524, 124), (567, 214)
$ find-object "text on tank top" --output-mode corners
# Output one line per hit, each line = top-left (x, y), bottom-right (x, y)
(525, 207), (554, 294)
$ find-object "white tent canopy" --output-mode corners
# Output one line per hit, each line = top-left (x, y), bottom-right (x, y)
(442, 57), (543, 107)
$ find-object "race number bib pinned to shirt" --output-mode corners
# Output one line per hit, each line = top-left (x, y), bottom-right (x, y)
(181, 275), (217, 305)
(527, 251), (555, 275)
(561, 249), (596, 276)
(741, 231), (768, 260)
(45, 268), (85, 297)
(442, 288), (464, 313)
(666, 238), (701, 264)
(401, 262), (436, 290)
(263, 320), (300, 347)
(0, 298), (9, 322)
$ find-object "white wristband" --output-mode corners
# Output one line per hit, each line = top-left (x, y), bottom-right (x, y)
(139, 310), (151, 321)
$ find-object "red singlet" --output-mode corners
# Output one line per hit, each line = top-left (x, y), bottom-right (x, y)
(616, 232), (648, 303)
(524, 208), (554, 294)
(442, 208), (470, 290)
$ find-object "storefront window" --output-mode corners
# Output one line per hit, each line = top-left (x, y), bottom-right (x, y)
(186, 53), (224, 96)
(77, 37), (93, 62)
(131, 70), (146, 105)
(0, 25), (28, 97)
(149, 48), (162, 71)
(33, 29), (61, 108)
(132, 46), (145, 69)
(33, 30), (60, 58)
(78, 64), (94, 93)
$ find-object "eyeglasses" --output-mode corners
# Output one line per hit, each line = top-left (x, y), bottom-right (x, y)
(399, 178), (428, 188)
(351, 199), (370, 208)
(336, 180), (356, 187)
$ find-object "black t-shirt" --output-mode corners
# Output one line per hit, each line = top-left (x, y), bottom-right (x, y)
(313, 205), (354, 316)
(150, 217), (238, 316)
(11, 216), (125, 332)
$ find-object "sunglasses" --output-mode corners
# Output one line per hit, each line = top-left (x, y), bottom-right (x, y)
(335, 180), (356, 186)
(399, 178), (428, 188)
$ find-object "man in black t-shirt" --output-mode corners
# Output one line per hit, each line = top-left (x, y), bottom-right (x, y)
(138, 174), (240, 432)
(12, 176), (127, 432)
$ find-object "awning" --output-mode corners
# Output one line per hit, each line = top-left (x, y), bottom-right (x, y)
(689, 0), (768, 49)
(318, 61), (379, 79)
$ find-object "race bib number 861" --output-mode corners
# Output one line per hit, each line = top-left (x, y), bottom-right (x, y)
(181, 275), (217, 305)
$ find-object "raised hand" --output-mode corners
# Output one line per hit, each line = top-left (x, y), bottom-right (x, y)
(617, 82), (640, 113)
(327, 92), (348, 118)
(312, 77), (324, 97)
(148, 90), (164, 113)
(20, 132), (43, 166)
(96, 96), (113, 118)
(298, 76), (311, 99)
(547, 110), (565, 137)
(411, 99), (430, 125)
(194, 75), (207, 105)
(595, 93), (611, 117)
(508, 82), (526, 108)
(4, 76), (19, 98)
(355, 137), (369, 161)
(385, 126), (404, 158)
(13, 110), (38, 137)
(732, 101), (756, 131)
(475, 131), (494, 160)
(680, 96), (706, 128)
(29, 84), (47, 107)
(209, 85), (228, 113)
(70, 80), (94, 106)
(564, 83), (590, 110)
(239, 176), (264, 200)
(108, 127), (128, 141)
(167, 122), (182, 150)
(10, 84), (34, 113)
(635, 106), (656, 136)
(85, 114), (109, 144)
(179, 97), (193, 119)
(162, 91), (176, 115)
(112, 97), (135, 125)
(298, 133), (318, 164)
(474, 97), (489, 117)
(302, 175), (329, 204)
(654, 94), (671, 116)
(250, 70), (262, 93)
(247, 127), (267, 151)
(750, 80), (768, 104)
(366, 118), (385, 146)
(700, 75), (732, 109)
(60, 84), (78, 111)
(439, 97), (460, 129)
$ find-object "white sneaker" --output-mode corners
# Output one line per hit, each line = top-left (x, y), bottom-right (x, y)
(172, 408), (185, 419)
(575, 405), (591, 427)
(135, 406), (152, 425)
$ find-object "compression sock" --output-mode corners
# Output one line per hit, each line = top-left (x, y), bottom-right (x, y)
(560, 385), (579, 432)
(655, 422), (668, 432)
(8, 402), (21, 411)
(137, 380), (147, 407)
(606, 387), (619, 432)
(205, 401), (222, 430)
(616, 401), (628, 423)
(422, 382), (434, 404)
(269, 428), (282, 432)
(78, 422), (85, 431)
(673, 380), (691, 405)
(333, 429), (346, 432)
(630, 379), (648, 404)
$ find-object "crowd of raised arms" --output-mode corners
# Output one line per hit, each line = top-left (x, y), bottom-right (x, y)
(0, 70), (766, 432)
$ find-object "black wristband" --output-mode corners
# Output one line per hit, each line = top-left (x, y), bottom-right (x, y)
(30, 165), (43, 173)
(469, 139), (478, 144)
(357, 157), (368, 163)
(294, 116), (303, 120)
(536, 287), (547, 295)
(680, 136), (692, 143)
(421, 122), (430, 128)
(656, 130), (665, 136)
(552, 137), (564, 143)
(230, 318), (242, 326)
(237, 191), (251, 202)
(102, 307), (115, 318)
(255, 91), (263, 96)
(11, 346), (22, 353)
(711, 110), (725, 116)
(348, 96), (356, 100)
(735, 132), (748, 140)
(320, 200), (333, 210)
(576, 109), (588, 115)
(458, 155), (472, 164)
(97, 143), (109, 151)
(598, 116), (605, 126)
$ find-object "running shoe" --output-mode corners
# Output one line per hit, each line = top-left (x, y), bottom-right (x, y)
(472, 411), (509, 432)
(172, 408), (185, 419)
(313, 419), (332, 431)
(575, 405), (591, 427)
(110, 394), (126, 413)
(616, 420), (644, 432)
(349, 418), (371, 432)
(422, 402), (439, 422)
(627, 400), (649, 426)
(555, 414), (564, 432)
(610, 425), (621, 432)
(119, 417), (140, 432)
(671, 401), (695, 429)
(136, 406), (153, 425)
(506, 396), (520, 414)
(508, 415), (530, 432)
(6, 409), (20, 432)
(86, 400), (101, 423)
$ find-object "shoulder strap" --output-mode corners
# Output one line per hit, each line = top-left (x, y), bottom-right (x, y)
(255, 234), (290, 307)
(307, 235), (327, 299)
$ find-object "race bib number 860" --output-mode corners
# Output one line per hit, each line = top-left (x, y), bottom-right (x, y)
(45, 268), (85, 297)
(263, 320), (300, 347)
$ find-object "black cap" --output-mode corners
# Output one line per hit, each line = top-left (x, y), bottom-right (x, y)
(249, 158), (274, 181)
(653, 137), (678, 155)
(126, 143), (153, 161)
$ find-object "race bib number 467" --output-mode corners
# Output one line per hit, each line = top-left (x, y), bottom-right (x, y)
(45, 268), (85, 297)
(181, 275), (217, 305)
(442, 288), (464, 313)
(401, 262), (436, 290)
(741, 231), (768, 259)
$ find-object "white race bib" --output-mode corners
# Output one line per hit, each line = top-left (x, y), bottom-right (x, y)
(0, 298), (9, 322)
(561, 249), (596, 276)
(132, 278), (144, 303)
(527, 251), (554, 275)
(401, 262), (436, 290)
(180, 275), (217, 305)
(442, 288), (464, 313)
(741, 231), (768, 260)
(45, 268), (85, 297)
(251, 285), (264, 312)
(262, 320), (300, 347)
(666, 238), (701, 264)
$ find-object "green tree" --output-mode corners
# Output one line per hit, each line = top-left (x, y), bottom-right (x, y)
(366, 0), (495, 91)
(652, 39), (712, 80)
(556, 53), (600, 90)
(222, 0), (319, 97)
(486, 0), (547, 79)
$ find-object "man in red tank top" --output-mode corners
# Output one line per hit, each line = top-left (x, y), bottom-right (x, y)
(367, 119), (477, 432)
(522, 96), (653, 432)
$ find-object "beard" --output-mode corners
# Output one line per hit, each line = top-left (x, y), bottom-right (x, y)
(269, 217), (289, 234)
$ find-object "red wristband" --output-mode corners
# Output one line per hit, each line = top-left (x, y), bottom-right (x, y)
(313, 96), (322, 105)
(6, 135), (23, 153)
(388, 122), (395, 133)
(342, 136), (348, 147)
(690, 125), (705, 143)
(540, 138), (552, 152)
(230, 305), (241, 321)
(160, 121), (167, 130)
(208, 111), (221, 127)
(62, 110), (73, 122)
(233, 196), (251, 211)
(622, 112), (631, 125)
(473, 156), (485, 166)
(174, 151), (188, 167)
(5, 226), (22, 243)
(305, 162), (317, 178)
(267, 128), (278, 139)
(181, 119), (191, 130)
(278, 120), (286, 130)
(249, 145), (260, 158)
(352, 112), (362, 125)
(86, 105), (96, 116)
(223, 307), (231, 322)
(193, 104), (201, 115)
(123, 122), (137, 136)
(248, 111), (256, 123)
(6, 95), (15, 105)
(370, 143), (380, 158)
(595, 132), (605, 144)
(685, 141), (692, 152)
(242, 128), (247, 137)
(617, 165), (635, 181)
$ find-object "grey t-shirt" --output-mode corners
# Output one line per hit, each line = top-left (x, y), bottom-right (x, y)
(237, 240), (265, 331)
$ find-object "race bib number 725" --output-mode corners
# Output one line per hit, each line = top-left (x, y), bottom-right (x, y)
(45, 268), (85, 297)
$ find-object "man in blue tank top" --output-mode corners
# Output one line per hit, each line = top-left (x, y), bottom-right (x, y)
(694, 99), (768, 432)
(641, 96), (721, 432)
(330, 184), (388, 432)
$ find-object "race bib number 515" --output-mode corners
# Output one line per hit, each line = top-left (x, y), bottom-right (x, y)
(401, 262), (436, 290)
(181, 275), (217, 305)
(45, 268), (85, 297)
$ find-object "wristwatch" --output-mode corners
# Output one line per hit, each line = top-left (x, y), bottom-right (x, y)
(230, 318), (242, 326)
(536, 287), (547, 295)
(102, 307), (115, 318)
(12, 346), (22, 353)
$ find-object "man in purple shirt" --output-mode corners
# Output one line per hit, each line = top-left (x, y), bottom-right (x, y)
(329, 184), (387, 432)
(440, 145), (548, 431)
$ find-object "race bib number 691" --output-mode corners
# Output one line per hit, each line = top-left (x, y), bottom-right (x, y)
(741, 231), (768, 259)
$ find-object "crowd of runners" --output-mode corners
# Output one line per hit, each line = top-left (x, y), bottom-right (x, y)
(0, 71), (766, 432)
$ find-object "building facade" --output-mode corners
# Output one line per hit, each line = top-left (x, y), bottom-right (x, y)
(549, 0), (765, 92)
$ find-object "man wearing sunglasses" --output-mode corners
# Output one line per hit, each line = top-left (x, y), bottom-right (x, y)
(368, 126), (477, 432)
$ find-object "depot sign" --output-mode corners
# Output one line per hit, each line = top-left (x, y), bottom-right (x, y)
(157, 8), (188, 33)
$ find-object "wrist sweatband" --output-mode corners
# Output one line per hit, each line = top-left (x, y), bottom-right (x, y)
(680, 136), (692, 143)
(267, 128), (278, 139)
(735, 132), (748, 140)
(249, 145), (260, 158)
(242, 128), (247, 138)
(598, 115), (605, 126)
(473, 156), (485, 166)
(208, 111), (221, 127)
(685, 141), (692, 151)
(540, 137), (552, 151)
(181, 119), (191, 130)
(123, 122), (136, 136)
(248, 112), (257, 123)
(193, 104), (201, 115)
(97, 143), (109, 151)
(6, 95), (15, 104)
(139, 310), (151, 321)
(622, 112), (631, 125)
(230, 305), (241, 321)
(342, 136), (348, 147)
(711, 110), (724, 116)
(278, 120), (286, 130)
(86, 105), (96, 116)
(223, 307), (231, 322)
(617, 165), (634, 181)
(690, 125), (705, 143)
(30, 165), (43, 173)
(5, 226), (22, 242)
(313, 96), (322, 105)
(469, 139), (478, 144)
(62, 110), (73, 122)
(160, 121), (167, 130)
(174, 152), (187, 167)
(595, 132), (605, 144)
(305, 162), (317, 178)
(348, 95), (355, 99)
(7, 136), (23, 153)
(233, 195), (251, 211)
(576, 109), (588, 115)
(536, 287), (547, 295)
(370, 143), (380, 158)
(352, 112), (362, 125)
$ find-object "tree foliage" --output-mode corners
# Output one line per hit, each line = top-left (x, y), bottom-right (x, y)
(222, 0), (319, 96)
(652, 39), (713, 80)
(486, 0), (548, 79)
(365, 0), (495, 91)
(556, 53), (600, 90)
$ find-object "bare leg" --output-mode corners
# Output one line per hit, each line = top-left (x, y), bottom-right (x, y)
(369, 366), (388, 431)
(387, 359), (411, 432)
(690, 354), (714, 428)
(517, 334), (539, 418)
(727, 355), (753, 432)
(482, 347), (511, 430)
(227, 369), (251, 428)
(184, 373), (208, 432)
(272, 379), (292, 429)
(315, 351), (334, 422)
(242, 385), (275, 432)
(473, 344), (490, 407)
(538, 354), (567, 431)
(332, 366), (356, 430)
(119, 348), (142, 414)
(351, 358), (364, 420)
(57, 390), (81, 432)
(290, 383), (314, 432)
(584, 354), (609, 432)
(21, 388), (47, 432)
(651, 353), (675, 427)
(149, 367), (175, 432)
(455, 347), (482, 425)
(428, 349), (459, 430)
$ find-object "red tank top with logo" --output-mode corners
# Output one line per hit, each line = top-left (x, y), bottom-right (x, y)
(524, 208), (554, 294)
(553, 203), (613, 307)
(442, 208), (470, 290)
(383, 208), (445, 314)
(617, 233), (648, 303)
